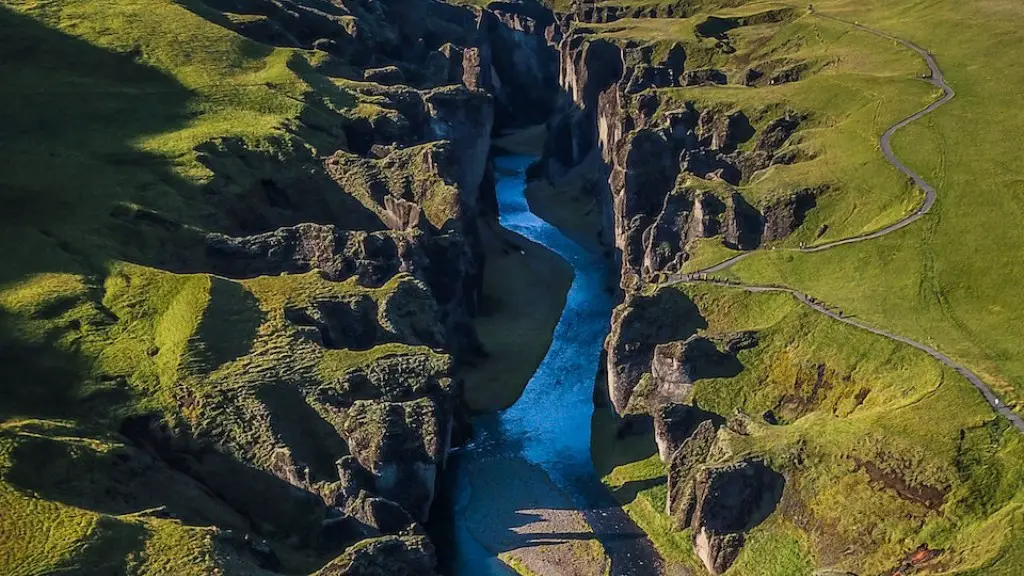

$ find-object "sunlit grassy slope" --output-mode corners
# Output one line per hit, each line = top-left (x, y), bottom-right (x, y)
(577, 1), (1024, 572)
(0, 0), (416, 572)
(721, 0), (1024, 415)
(594, 284), (1024, 575)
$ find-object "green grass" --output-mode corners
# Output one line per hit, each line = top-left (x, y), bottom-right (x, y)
(715, 0), (1024, 415)
(0, 0), (461, 570)
(593, 284), (1024, 574)
(581, 2), (933, 242)
(564, 4), (1024, 568)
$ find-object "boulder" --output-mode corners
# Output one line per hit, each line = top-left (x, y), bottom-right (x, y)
(665, 420), (717, 528)
(690, 458), (785, 574)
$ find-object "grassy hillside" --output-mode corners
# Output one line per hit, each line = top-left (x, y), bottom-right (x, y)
(721, 0), (1024, 414)
(563, 0), (1024, 573)
(0, 0), (575, 572)
(594, 284), (1024, 575)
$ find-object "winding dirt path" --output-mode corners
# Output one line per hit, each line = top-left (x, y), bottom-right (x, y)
(668, 13), (1024, 432)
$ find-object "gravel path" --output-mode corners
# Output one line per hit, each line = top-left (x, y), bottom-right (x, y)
(668, 13), (1024, 433)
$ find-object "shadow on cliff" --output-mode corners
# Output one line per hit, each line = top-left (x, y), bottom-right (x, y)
(0, 10), (354, 569)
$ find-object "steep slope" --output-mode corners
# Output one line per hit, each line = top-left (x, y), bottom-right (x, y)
(0, 0), (565, 574)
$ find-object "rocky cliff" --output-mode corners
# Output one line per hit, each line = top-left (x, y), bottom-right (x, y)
(535, 5), (820, 291)
(530, 3), (827, 572)
(0, 0), (563, 574)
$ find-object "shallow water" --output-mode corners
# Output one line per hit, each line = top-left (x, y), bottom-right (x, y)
(440, 154), (618, 574)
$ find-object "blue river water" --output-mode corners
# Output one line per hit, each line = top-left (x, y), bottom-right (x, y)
(440, 155), (617, 575)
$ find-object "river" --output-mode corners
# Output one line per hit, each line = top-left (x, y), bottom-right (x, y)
(435, 155), (660, 575)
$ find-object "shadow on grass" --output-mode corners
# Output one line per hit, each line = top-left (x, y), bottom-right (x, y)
(611, 476), (666, 505)
(0, 9), (361, 570)
(0, 309), (90, 420)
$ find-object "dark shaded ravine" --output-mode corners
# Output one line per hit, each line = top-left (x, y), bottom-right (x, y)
(437, 155), (664, 575)
(667, 14), (1024, 433)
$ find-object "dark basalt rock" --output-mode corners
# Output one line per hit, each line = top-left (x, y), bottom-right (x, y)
(690, 458), (785, 574)
(666, 420), (717, 528)
(625, 64), (677, 93)
(653, 403), (703, 462)
(481, 2), (560, 126)
(614, 129), (681, 278)
(722, 192), (763, 250)
(317, 535), (438, 576)
(652, 340), (696, 392)
(761, 188), (820, 243)
(756, 114), (803, 154)
(344, 491), (417, 535)
(698, 109), (754, 154)
(203, 224), (425, 287)
(640, 188), (725, 279)
(424, 85), (494, 204)
(605, 289), (707, 415)
(684, 68), (727, 86)
(364, 66), (406, 85)
(342, 396), (450, 522)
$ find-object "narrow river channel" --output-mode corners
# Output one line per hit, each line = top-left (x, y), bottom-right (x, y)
(437, 155), (661, 575)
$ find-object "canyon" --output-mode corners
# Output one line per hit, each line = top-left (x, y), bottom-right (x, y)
(3, 1), (1024, 575)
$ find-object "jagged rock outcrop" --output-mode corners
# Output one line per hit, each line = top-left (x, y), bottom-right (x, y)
(605, 288), (705, 414)
(425, 86), (495, 206)
(722, 192), (762, 250)
(536, 17), (818, 287)
(573, 0), (706, 23)
(653, 402), (704, 462)
(343, 395), (451, 522)
(661, 419), (785, 575)
(202, 224), (426, 286)
(665, 419), (718, 527)
(316, 535), (438, 576)
(481, 1), (560, 126)
(684, 68), (727, 86)
(690, 458), (785, 574)
(650, 339), (697, 403)
(761, 188), (819, 243)
(641, 188), (723, 278)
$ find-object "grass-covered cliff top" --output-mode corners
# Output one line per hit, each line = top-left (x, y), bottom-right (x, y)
(565, 0), (1024, 573)
(720, 0), (1024, 414)
(0, 0), (461, 572)
(595, 283), (1024, 575)
(576, 0), (1024, 413)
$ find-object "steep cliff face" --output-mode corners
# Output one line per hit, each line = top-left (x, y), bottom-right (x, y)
(536, 10), (818, 290)
(529, 6), (827, 572)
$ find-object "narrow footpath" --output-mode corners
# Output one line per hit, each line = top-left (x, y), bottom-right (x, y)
(667, 13), (1024, 433)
